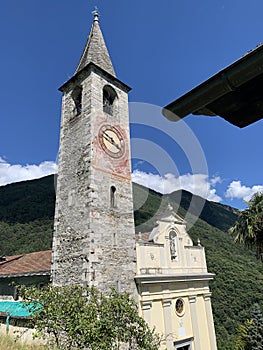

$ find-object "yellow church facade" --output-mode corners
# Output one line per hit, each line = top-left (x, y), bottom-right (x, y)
(136, 207), (217, 350)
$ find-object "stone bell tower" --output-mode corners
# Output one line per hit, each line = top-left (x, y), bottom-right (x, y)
(51, 11), (135, 292)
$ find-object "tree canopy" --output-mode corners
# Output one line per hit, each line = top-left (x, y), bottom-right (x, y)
(229, 192), (263, 260)
(18, 284), (160, 350)
(234, 303), (263, 350)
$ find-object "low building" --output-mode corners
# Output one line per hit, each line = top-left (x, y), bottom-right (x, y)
(0, 250), (51, 341)
(0, 250), (51, 300)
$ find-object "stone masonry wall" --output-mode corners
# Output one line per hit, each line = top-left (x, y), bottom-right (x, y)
(52, 67), (136, 294)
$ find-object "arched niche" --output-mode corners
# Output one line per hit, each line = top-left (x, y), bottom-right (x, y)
(169, 229), (178, 260)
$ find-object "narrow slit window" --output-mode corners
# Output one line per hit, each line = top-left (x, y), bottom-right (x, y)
(115, 280), (120, 292)
(110, 186), (116, 208)
(113, 232), (117, 246)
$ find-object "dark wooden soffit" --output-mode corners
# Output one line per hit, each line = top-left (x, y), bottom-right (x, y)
(163, 44), (263, 128)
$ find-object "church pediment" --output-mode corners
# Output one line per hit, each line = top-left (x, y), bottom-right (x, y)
(148, 207), (191, 246)
(159, 212), (186, 225)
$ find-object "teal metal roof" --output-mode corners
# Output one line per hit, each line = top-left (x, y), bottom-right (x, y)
(0, 301), (32, 317)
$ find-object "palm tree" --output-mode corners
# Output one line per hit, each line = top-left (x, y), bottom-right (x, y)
(229, 192), (263, 261)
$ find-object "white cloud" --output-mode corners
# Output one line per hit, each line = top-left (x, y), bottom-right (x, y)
(0, 158), (57, 187)
(225, 181), (263, 202)
(207, 188), (222, 202)
(210, 176), (222, 186)
(132, 170), (222, 202)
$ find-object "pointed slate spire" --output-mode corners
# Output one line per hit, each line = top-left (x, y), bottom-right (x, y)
(75, 9), (116, 77)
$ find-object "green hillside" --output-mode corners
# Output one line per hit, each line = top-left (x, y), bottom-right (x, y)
(0, 175), (55, 223)
(0, 175), (262, 349)
(167, 189), (238, 232)
(133, 183), (238, 233)
(0, 175), (55, 255)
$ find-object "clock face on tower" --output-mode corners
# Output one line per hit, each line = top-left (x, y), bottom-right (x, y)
(98, 125), (125, 159)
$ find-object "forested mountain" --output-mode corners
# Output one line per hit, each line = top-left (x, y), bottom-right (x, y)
(0, 175), (55, 255)
(0, 175), (262, 349)
(0, 175), (55, 223)
(133, 183), (238, 233)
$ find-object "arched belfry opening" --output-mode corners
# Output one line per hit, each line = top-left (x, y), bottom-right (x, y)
(103, 85), (117, 115)
(72, 86), (82, 115)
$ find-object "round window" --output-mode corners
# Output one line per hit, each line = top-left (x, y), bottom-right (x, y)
(175, 298), (185, 316)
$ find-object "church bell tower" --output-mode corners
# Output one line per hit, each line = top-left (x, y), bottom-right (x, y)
(51, 11), (136, 292)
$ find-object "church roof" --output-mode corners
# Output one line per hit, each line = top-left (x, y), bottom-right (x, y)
(135, 232), (151, 242)
(0, 250), (51, 278)
(75, 10), (116, 77)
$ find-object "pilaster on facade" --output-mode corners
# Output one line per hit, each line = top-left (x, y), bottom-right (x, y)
(189, 295), (197, 304)
(162, 298), (174, 350)
(141, 300), (152, 310)
(204, 293), (218, 350)
(189, 295), (201, 350)
(141, 300), (152, 324)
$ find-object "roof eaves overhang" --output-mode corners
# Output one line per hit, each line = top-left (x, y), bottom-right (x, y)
(163, 44), (263, 128)
(0, 271), (51, 279)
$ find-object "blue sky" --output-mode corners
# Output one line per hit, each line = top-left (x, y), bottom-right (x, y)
(1, 1), (263, 209)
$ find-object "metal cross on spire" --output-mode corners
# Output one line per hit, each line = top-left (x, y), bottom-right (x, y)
(92, 6), (99, 21)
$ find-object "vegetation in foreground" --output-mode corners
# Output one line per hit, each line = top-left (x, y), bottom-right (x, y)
(18, 284), (160, 350)
(0, 334), (45, 350)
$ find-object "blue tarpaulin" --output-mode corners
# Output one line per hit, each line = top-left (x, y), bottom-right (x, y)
(0, 301), (32, 317)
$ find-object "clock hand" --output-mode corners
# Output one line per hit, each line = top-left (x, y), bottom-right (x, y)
(103, 132), (121, 151)
(103, 133), (116, 145)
